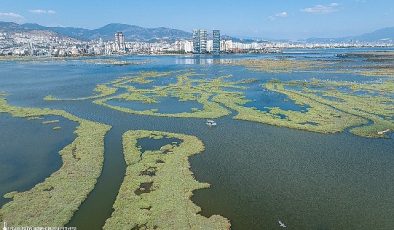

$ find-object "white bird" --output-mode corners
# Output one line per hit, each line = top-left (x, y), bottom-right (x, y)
(278, 220), (287, 228)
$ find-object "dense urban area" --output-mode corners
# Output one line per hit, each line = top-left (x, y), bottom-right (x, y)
(0, 28), (393, 56)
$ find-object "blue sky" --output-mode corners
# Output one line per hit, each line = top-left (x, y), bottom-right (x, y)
(0, 0), (393, 39)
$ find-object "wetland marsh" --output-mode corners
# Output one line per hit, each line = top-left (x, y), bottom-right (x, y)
(0, 48), (393, 229)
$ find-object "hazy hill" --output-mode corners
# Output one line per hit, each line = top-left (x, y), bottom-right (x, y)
(0, 22), (192, 41)
(352, 27), (394, 42)
(304, 27), (394, 43)
(0, 21), (393, 43)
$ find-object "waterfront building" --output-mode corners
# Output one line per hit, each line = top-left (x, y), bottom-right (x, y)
(213, 30), (221, 55)
(192, 29), (207, 54)
(222, 40), (233, 52)
(206, 40), (213, 52)
(178, 40), (193, 53)
(2, 28), (392, 57)
(114, 32), (126, 52)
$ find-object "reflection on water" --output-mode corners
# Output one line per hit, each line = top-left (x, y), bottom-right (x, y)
(175, 56), (233, 65)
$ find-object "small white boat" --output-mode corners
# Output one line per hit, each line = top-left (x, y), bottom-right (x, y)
(278, 220), (287, 228)
(377, 129), (390, 135)
(206, 119), (217, 126)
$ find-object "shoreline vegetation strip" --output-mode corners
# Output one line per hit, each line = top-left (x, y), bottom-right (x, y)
(0, 96), (111, 226)
(227, 57), (394, 77)
(103, 130), (230, 229)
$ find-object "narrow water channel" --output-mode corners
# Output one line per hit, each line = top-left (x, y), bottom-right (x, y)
(66, 126), (125, 229)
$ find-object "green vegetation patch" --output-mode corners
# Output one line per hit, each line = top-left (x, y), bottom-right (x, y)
(224, 59), (327, 73)
(220, 56), (393, 137)
(336, 52), (394, 77)
(44, 84), (118, 101)
(93, 71), (240, 119)
(42, 67), (392, 138)
(359, 66), (394, 77)
(212, 84), (367, 135)
(259, 80), (394, 138)
(228, 54), (394, 78)
(42, 70), (243, 119)
(104, 130), (230, 230)
(0, 96), (111, 226)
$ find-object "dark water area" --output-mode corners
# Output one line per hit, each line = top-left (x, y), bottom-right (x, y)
(66, 125), (125, 230)
(190, 121), (394, 229)
(137, 137), (181, 152)
(0, 114), (77, 206)
(244, 85), (309, 112)
(0, 49), (393, 230)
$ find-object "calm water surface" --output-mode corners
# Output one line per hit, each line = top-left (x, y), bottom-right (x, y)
(0, 114), (77, 206)
(0, 50), (393, 230)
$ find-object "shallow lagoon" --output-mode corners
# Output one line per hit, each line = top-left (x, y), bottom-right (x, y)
(244, 85), (309, 113)
(0, 49), (393, 230)
(137, 136), (181, 152)
(0, 114), (77, 206)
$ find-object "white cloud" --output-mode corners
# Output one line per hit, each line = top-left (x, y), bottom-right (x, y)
(29, 9), (56, 15)
(0, 12), (24, 22)
(302, 3), (340, 14)
(269, 11), (288, 21)
(275, 12), (288, 17)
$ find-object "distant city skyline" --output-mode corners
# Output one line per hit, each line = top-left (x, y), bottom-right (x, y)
(0, 0), (393, 39)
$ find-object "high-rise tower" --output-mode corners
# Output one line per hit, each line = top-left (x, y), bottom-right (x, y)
(213, 30), (221, 55)
(114, 32), (126, 52)
(192, 29), (207, 54)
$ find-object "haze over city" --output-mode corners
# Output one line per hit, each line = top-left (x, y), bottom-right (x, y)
(1, 0), (393, 39)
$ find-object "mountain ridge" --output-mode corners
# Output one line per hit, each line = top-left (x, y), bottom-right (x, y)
(304, 27), (394, 43)
(0, 21), (393, 43)
(0, 22), (192, 41)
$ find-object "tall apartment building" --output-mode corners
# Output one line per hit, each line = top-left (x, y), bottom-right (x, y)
(212, 30), (221, 55)
(192, 29), (207, 54)
(114, 32), (126, 52)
